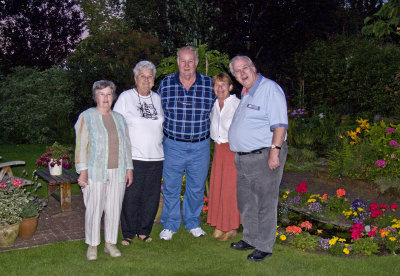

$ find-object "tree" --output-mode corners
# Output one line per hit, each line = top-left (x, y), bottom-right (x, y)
(0, 0), (85, 71)
(79, 0), (128, 35)
(124, 0), (220, 55)
(66, 30), (163, 112)
(362, 0), (400, 41)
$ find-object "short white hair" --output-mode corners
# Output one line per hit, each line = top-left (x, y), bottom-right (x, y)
(229, 55), (256, 75)
(133, 60), (156, 78)
(177, 46), (199, 62)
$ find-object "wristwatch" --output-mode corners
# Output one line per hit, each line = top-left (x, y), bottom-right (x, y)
(271, 144), (281, 150)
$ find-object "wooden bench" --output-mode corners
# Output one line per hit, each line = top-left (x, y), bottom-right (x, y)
(35, 168), (78, 213)
(0, 160), (33, 185)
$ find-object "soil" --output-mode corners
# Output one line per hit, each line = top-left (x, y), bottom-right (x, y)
(281, 168), (400, 218)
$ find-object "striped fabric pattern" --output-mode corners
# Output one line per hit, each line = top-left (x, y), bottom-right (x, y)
(157, 72), (215, 140)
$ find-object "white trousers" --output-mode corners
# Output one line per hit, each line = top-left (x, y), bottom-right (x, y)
(82, 169), (126, 246)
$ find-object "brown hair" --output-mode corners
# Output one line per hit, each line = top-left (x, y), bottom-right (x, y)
(212, 72), (233, 87)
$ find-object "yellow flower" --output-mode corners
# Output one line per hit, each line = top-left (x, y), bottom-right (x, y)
(307, 198), (316, 203)
(353, 212), (358, 216)
(329, 237), (338, 245)
(180, 195), (183, 201)
(338, 135), (344, 139)
(280, 235), (287, 241)
(345, 244), (349, 247)
(356, 127), (361, 133)
(276, 232), (279, 237)
(357, 207), (364, 212)
(343, 248), (350, 255)
(277, 225), (279, 228)
(339, 238), (346, 242)
(356, 118), (370, 130)
(285, 191), (290, 194)
(389, 237), (396, 241)
(282, 195), (288, 199)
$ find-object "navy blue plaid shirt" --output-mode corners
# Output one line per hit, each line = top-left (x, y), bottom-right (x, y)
(157, 72), (215, 140)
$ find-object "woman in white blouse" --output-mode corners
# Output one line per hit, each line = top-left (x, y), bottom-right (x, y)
(207, 72), (241, 241)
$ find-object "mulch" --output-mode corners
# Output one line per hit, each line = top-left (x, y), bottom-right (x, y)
(1, 168), (400, 253)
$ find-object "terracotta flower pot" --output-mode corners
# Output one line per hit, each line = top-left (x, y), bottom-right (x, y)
(0, 222), (20, 247)
(18, 214), (39, 239)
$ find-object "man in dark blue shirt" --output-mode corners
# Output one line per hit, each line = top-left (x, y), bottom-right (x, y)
(157, 46), (215, 240)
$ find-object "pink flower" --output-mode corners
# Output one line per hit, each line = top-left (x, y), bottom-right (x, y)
(301, 221), (312, 230)
(390, 204), (398, 211)
(368, 231), (377, 237)
(386, 128), (395, 133)
(380, 204), (388, 210)
(371, 208), (383, 218)
(295, 182), (308, 194)
(368, 202), (379, 211)
(389, 140), (400, 146)
(11, 178), (22, 187)
(391, 154), (397, 159)
(375, 160), (387, 167)
(0, 182), (7, 188)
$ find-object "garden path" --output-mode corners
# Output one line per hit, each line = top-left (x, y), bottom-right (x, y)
(1, 169), (400, 252)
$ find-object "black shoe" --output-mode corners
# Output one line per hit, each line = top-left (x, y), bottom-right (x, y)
(247, 249), (272, 262)
(230, 240), (255, 251)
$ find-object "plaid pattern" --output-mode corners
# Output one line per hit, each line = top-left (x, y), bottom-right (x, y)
(157, 72), (215, 140)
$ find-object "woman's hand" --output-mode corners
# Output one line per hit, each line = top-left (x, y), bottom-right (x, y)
(78, 170), (88, 187)
(125, 169), (133, 187)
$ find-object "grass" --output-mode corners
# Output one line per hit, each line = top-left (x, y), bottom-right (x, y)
(1, 144), (400, 275)
(1, 224), (400, 275)
(1, 144), (81, 197)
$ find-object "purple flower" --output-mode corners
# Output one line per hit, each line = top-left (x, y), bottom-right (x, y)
(389, 140), (400, 146)
(288, 195), (301, 206)
(308, 202), (323, 213)
(386, 128), (395, 133)
(375, 160), (387, 167)
(319, 239), (331, 250)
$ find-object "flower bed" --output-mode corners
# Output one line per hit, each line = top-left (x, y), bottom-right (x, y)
(277, 181), (400, 256)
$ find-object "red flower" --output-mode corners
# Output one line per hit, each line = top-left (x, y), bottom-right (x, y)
(295, 182), (308, 194)
(371, 208), (383, 218)
(368, 231), (377, 237)
(390, 204), (398, 211)
(203, 195), (208, 203)
(368, 202), (379, 212)
(322, 194), (328, 200)
(350, 223), (363, 240)
(202, 205), (208, 213)
(380, 204), (388, 210)
(301, 221), (312, 230)
(336, 189), (346, 198)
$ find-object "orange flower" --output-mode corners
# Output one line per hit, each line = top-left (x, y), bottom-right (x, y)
(301, 221), (312, 230)
(336, 189), (346, 198)
(322, 194), (328, 200)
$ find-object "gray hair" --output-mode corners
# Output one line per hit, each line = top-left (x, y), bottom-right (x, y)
(133, 60), (156, 78)
(229, 55), (256, 75)
(92, 80), (116, 102)
(177, 45), (199, 62)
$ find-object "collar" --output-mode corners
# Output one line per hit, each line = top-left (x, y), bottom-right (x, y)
(174, 72), (201, 86)
(247, 74), (263, 96)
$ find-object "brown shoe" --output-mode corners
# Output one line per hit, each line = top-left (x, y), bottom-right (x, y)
(218, 230), (237, 242)
(212, 229), (224, 239)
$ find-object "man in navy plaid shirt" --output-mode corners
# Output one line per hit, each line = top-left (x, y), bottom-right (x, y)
(157, 46), (215, 240)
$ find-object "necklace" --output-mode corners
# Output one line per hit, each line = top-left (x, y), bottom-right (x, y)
(135, 89), (158, 120)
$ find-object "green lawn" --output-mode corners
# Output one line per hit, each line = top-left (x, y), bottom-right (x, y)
(1, 145), (400, 275)
(1, 224), (399, 275)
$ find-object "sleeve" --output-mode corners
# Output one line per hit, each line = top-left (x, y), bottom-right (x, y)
(267, 83), (289, 131)
(124, 124), (133, 170)
(74, 113), (89, 173)
(113, 93), (126, 116)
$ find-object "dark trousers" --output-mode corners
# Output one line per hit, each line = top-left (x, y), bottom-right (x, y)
(121, 160), (163, 238)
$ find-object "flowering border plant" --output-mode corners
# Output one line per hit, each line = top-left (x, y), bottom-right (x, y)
(37, 141), (72, 169)
(0, 178), (29, 226)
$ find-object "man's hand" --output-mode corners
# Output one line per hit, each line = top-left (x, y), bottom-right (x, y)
(125, 169), (133, 187)
(268, 149), (280, 170)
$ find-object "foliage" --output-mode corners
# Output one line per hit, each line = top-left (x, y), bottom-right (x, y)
(79, 0), (127, 35)
(351, 237), (380, 256)
(0, 178), (29, 226)
(362, 0), (400, 41)
(156, 44), (230, 81)
(0, 67), (75, 144)
(0, 0), (85, 71)
(21, 196), (47, 219)
(66, 30), (162, 113)
(278, 184), (400, 256)
(124, 0), (220, 55)
(328, 119), (400, 191)
(37, 142), (72, 169)
(294, 35), (400, 117)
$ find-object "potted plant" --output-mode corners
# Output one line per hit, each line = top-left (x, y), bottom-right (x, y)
(18, 195), (47, 239)
(37, 141), (72, 175)
(0, 178), (29, 247)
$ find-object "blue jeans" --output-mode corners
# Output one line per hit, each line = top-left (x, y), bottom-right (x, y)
(161, 137), (210, 232)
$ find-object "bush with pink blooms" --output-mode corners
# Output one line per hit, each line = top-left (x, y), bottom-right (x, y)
(36, 141), (72, 169)
(328, 119), (400, 193)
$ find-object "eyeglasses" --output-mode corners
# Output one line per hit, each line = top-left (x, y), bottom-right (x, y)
(233, 66), (251, 75)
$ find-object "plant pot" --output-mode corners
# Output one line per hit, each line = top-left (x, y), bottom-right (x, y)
(49, 159), (62, 176)
(18, 214), (39, 239)
(0, 222), (20, 248)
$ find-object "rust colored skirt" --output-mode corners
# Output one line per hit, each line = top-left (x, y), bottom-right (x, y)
(207, 142), (240, 231)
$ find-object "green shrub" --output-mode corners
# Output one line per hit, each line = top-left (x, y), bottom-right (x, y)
(290, 232), (319, 251)
(0, 67), (74, 144)
(294, 35), (400, 117)
(351, 238), (379, 256)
